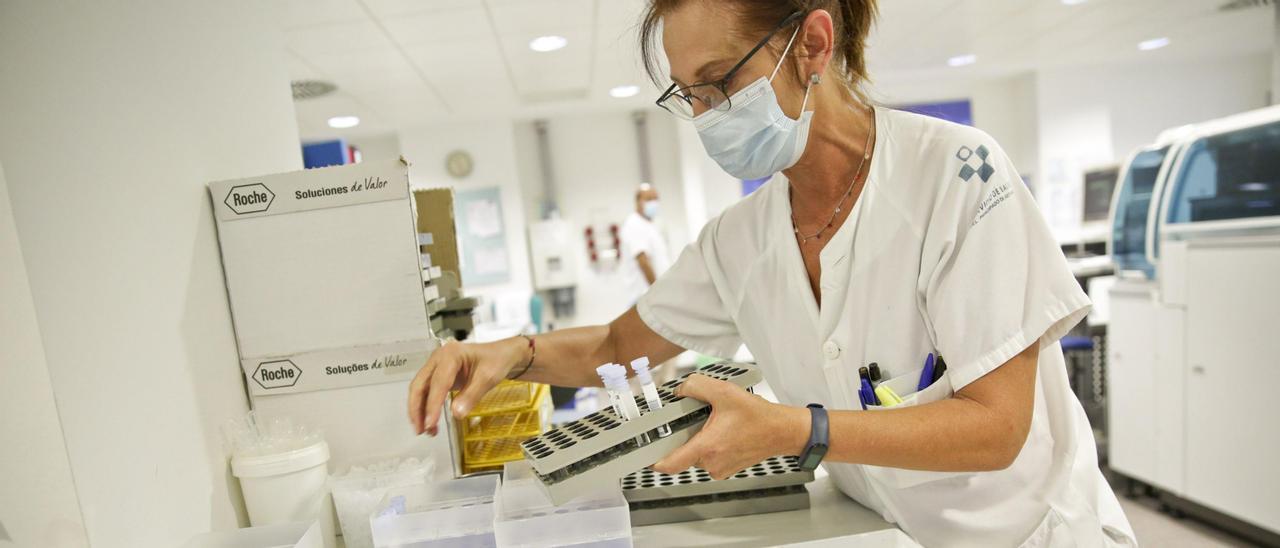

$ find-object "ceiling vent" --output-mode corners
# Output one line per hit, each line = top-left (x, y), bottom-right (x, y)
(1218, 0), (1272, 11)
(290, 80), (337, 100)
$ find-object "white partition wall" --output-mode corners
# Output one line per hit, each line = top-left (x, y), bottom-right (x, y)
(0, 1), (302, 546)
(0, 162), (88, 547)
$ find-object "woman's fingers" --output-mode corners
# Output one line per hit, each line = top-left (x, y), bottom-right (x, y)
(422, 356), (463, 436)
(652, 431), (708, 475)
(451, 367), (499, 419)
(407, 358), (437, 434)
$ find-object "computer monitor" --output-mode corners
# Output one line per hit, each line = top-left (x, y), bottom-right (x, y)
(1083, 165), (1120, 223)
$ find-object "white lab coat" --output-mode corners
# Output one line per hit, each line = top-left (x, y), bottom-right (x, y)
(637, 108), (1137, 547)
(620, 211), (671, 305)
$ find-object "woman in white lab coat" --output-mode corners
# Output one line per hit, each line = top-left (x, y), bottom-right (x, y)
(408, 1), (1135, 546)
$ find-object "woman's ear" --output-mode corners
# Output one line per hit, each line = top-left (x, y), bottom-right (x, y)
(795, 10), (836, 79)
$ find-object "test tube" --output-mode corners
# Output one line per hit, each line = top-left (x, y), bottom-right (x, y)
(630, 357), (672, 437)
(596, 363), (648, 445)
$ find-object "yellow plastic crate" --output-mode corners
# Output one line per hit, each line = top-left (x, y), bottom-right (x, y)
(463, 380), (541, 417)
(463, 436), (528, 469)
(462, 408), (542, 442)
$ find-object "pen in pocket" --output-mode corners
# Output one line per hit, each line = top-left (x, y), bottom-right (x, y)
(918, 353), (936, 391)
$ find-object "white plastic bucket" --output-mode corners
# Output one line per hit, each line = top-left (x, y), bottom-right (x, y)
(232, 441), (336, 548)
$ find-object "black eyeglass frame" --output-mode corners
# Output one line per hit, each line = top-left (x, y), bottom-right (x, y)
(655, 10), (807, 118)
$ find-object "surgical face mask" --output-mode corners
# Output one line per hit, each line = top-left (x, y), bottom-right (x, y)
(643, 199), (660, 219)
(693, 27), (814, 180)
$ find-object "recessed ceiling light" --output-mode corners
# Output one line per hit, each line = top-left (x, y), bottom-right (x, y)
(1061, 0), (1087, 5)
(529, 35), (568, 52)
(609, 85), (639, 98)
(327, 115), (360, 129)
(1138, 37), (1170, 51)
(947, 54), (977, 67)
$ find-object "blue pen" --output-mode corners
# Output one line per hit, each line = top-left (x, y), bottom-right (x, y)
(862, 378), (878, 407)
(918, 353), (936, 391)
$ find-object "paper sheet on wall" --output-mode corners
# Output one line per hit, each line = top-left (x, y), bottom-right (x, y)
(465, 198), (501, 237)
(474, 246), (509, 275)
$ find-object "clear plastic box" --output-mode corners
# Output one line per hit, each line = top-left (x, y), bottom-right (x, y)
(494, 461), (632, 548)
(370, 474), (499, 548)
(331, 456), (435, 548)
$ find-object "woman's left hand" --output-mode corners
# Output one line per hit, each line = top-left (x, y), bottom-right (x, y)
(652, 374), (809, 479)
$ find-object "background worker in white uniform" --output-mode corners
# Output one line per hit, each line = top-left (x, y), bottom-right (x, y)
(619, 183), (671, 305)
(409, 1), (1136, 546)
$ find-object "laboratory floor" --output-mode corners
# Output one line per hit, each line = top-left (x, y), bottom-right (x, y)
(1118, 496), (1258, 547)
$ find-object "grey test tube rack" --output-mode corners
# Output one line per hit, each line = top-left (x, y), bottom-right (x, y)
(622, 455), (815, 526)
(520, 362), (764, 505)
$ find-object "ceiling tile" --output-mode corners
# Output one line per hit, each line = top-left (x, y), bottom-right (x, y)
(361, 0), (477, 18)
(381, 6), (491, 47)
(267, 0), (367, 30)
(405, 38), (509, 81)
(286, 20), (395, 56)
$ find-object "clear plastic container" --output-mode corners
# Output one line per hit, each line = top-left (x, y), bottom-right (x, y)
(370, 475), (499, 548)
(330, 456), (435, 548)
(494, 461), (631, 548)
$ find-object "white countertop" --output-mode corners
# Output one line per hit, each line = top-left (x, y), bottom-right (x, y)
(630, 474), (899, 547)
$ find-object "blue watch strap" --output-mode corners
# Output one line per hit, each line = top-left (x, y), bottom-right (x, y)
(799, 404), (829, 471)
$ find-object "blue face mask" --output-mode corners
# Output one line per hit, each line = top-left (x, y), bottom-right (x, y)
(693, 26), (815, 180)
(642, 199), (660, 219)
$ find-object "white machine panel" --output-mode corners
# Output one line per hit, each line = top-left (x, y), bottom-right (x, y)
(1182, 236), (1280, 533)
(1106, 280), (1161, 486)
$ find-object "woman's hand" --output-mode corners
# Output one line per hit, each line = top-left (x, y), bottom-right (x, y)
(407, 338), (528, 436)
(652, 374), (810, 479)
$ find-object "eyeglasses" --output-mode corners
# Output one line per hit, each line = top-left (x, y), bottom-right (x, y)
(655, 11), (805, 120)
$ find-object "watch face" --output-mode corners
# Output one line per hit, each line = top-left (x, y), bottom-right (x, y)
(802, 452), (823, 469)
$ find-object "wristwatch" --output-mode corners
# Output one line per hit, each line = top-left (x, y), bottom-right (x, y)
(798, 403), (829, 471)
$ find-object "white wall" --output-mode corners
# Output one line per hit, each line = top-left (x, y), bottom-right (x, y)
(1274, 4), (1279, 105)
(513, 110), (694, 327)
(0, 1), (302, 546)
(0, 162), (88, 548)
(349, 132), (403, 163)
(399, 121), (534, 315)
(1036, 53), (1272, 237)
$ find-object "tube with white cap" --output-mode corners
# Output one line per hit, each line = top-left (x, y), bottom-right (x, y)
(630, 357), (672, 437)
(595, 363), (648, 445)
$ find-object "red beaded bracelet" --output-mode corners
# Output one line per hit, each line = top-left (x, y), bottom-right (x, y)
(513, 335), (535, 379)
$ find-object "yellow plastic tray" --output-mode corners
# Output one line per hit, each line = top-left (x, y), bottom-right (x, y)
(462, 408), (543, 442)
(463, 436), (528, 469)
(463, 380), (541, 417)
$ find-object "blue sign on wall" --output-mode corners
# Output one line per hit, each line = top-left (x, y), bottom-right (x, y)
(302, 139), (348, 169)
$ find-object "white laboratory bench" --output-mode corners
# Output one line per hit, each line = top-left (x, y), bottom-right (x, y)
(631, 473), (903, 547)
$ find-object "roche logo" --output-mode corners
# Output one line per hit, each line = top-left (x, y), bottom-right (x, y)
(224, 183), (275, 214)
(252, 359), (301, 390)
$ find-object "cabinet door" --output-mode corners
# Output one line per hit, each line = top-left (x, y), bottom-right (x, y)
(1184, 239), (1280, 533)
(1107, 284), (1160, 485)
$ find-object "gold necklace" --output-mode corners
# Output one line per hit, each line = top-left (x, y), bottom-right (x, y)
(791, 116), (874, 244)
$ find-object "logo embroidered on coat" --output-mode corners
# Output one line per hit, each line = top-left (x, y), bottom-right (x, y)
(956, 145), (996, 183)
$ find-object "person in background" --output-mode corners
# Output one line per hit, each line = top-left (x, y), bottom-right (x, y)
(619, 183), (671, 305)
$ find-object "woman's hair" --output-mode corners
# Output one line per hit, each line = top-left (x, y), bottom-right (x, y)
(639, 0), (878, 97)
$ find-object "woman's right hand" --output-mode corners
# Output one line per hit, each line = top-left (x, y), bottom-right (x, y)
(407, 337), (529, 436)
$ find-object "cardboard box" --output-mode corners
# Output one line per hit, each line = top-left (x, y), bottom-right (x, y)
(209, 158), (442, 468)
(412, 189), (461, 284)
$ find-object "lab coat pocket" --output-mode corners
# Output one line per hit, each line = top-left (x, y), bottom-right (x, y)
(864, 367), (953, 411)
(861, 370), (967, 489)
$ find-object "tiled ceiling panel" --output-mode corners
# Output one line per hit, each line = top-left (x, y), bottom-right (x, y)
(273, 0), (1275, 140)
